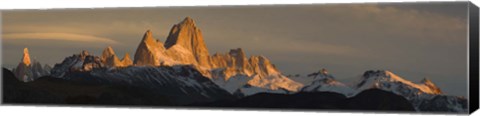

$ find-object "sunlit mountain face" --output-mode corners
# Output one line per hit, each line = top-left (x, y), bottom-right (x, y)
(1, 2), (470, 114)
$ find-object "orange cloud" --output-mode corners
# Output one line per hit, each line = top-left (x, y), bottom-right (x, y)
(2, 32), (120, 44)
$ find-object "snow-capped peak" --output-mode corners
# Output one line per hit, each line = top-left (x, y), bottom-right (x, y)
(306, 68), (333, 80)
(353, 70), (467, 112)
(356, 70), (442, 95)
(294, 69), (355, 96)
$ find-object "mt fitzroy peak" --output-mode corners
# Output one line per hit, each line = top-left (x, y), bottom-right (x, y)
(134, 17), (211, 69)
(133, 17), (303, 95)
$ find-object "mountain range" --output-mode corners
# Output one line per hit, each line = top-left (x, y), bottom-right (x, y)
(4, 17), (468, 113)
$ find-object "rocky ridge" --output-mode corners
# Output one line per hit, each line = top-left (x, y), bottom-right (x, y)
(12, 48), (51, 82)
(131, 17), (302, 95)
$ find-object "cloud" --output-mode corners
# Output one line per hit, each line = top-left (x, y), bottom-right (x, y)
(333, 4), (466, 42)
(2, 32), (120, 44)
(3, 21), (160, 36)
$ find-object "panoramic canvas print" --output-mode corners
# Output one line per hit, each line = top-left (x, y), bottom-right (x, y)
(1, 2), (476, 114)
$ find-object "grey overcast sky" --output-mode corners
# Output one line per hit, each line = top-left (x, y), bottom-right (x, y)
(1, 2), (469, 97)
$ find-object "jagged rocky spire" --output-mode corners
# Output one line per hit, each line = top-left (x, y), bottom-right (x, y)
(101, 46), (133, 67)
(13, 47), (51, 82)
(134, 30), (163, 66)
(101, 46), (121, 67)
(164, 17), (211, 69)
(102, 46), (116, 61)
(121, 53), (133, 66)
(22, 48), (31, 66)
(421, 77), (442, 94)
(164, 17), (199, 49)
(229, 48), (248, 70)
(320, 68), (328, 75)
(80, 50), (89, 57)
